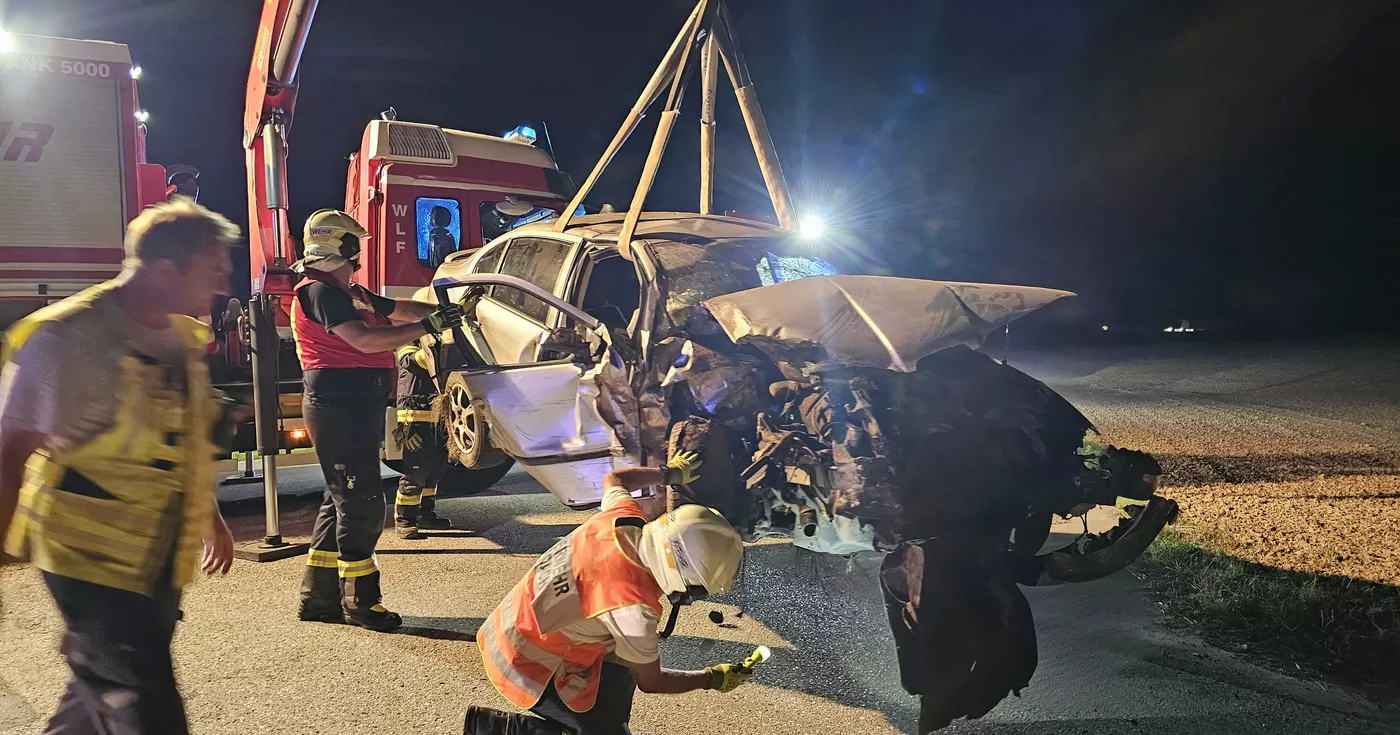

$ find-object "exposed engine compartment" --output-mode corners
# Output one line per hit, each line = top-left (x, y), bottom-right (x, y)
(647, 283), (1176, 731)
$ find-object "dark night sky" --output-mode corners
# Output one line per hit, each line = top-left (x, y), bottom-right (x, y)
(5, 0), (1397, 334)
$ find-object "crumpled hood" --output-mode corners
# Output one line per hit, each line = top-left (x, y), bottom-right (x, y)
(700, 275), (1074, 372)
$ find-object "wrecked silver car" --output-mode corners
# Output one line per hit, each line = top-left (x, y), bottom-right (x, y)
(419, 212), (1177, 731)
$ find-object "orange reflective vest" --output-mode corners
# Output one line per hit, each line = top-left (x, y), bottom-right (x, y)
(478, 498), (663, 712)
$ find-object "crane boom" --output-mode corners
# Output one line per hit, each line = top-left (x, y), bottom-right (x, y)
(234, 0), (320, 561)
(244, 0), (317, 297)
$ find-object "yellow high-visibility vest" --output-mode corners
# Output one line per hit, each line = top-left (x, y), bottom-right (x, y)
(2, 282), (219, 596)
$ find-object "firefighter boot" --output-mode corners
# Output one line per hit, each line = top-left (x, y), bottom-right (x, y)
(416, 493), (451, 531)
(463, 706), (570, 735)
(394, 512), (423, 540)
(298, 563), (343, 623)
(341, 573), (403, 632)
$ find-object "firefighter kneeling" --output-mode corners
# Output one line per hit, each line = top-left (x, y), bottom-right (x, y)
(465, 452), (754, 735)
(392, 341), (450, 539)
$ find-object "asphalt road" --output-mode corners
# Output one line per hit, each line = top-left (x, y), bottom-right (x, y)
(3, 341), (1397, 734)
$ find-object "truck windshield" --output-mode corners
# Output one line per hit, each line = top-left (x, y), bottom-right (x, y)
(649, 238), (839, 326)
(480, 200), (558, 244)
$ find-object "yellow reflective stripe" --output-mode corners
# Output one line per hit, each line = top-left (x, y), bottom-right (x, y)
(338, 556), (379, 578)
(420, 487), (436, 498)
(395, 492), (422, 506)
(395, 344), (419, 361)
(50, 487), (162, 529)
(38, 519), (147, 558)
(397, 409), (434, 423)
(306, 549), (339, 569)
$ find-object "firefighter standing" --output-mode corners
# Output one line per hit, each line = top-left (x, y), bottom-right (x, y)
(291, 209), (464, 632)
(0, 199), (239, 734)
(392, 340), (450, 539)
(464, 452), (756, 735)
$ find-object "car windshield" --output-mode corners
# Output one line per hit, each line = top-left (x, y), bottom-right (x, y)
(649, 238), (839, 325)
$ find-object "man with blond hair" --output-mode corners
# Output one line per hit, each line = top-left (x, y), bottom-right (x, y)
(0, 198), (239, 734)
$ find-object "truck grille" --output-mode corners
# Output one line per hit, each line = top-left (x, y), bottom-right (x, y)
(385, 123), (453, 162)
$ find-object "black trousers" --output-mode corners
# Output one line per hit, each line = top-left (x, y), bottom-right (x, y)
(394, 422), (447, 524)
(301, 369), (392, 611)
(41, 571), (186, 735)
(467, 663), (636, 735)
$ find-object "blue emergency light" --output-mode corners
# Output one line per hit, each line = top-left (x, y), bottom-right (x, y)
(503, 125), (537, 145)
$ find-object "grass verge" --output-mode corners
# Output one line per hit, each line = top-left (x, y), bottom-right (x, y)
(1138, 526), (1400, 700)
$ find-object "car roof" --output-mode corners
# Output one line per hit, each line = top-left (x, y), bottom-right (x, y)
(510, 212), (787, 242)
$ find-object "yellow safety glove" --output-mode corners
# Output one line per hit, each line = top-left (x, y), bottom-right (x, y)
(707, 663), (752, 693)
(663, 450), (703, 486)
(393, 424), (423, 453)
(457, 286), (486, 317)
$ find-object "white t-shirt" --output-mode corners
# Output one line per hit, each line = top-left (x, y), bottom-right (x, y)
(553, 485), (662, 665)
(0, 320), (186, 452)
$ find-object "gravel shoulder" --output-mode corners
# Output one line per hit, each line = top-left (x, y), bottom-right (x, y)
(1017, 339), (1400, 586)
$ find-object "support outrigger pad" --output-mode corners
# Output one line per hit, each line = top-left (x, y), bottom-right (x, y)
(234, 536), (309, 563)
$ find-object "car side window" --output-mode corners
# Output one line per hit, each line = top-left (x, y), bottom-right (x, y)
(473, 242), (504, 274)
(493, 237), (571, 322)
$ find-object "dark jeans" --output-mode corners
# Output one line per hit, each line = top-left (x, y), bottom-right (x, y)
(302, 368), (392, 610)
(467, 663), (636, 735)
(41, 572), (186, 735)
(532, 663), (636, 735)
(395, 422), (447, 523)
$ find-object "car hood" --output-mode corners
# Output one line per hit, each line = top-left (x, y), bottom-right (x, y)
(700, 275), (1074, 372)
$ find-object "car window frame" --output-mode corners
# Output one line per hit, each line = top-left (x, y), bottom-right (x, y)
(481, 233), (582, 326)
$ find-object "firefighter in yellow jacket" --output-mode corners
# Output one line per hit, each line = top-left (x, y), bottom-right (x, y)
(464, 452), (756, 735)
(0, 199), (239, 735)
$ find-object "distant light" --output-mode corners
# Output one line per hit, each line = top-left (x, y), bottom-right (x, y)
(0, 28), (14, 53)
(798, 215), (827, 240)
(130, 65), (143, 79)
(503, 125), (537, 144)
(1183, 328), (1196, 333)
(134, 109), (150, 123)
(1163, 327), (1173, 333)
(290, 429), (307, 440)
(1101, 325), (1109, 331)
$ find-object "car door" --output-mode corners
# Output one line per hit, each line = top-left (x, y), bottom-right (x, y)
(473, 235), (579, 364)
(430, 272), (635, 509)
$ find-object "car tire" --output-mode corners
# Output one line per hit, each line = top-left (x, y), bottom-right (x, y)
(382, 453), (514, 497)
(444, 372), (511, 470)
(435, 460), (515, 498)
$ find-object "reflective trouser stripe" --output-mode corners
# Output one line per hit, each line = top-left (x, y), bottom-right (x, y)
(306, 549), (338, 569)
(395, 492), (421, 506)
(338, 555), (379, 578)
(397, 410), (434, 423)
(421, 487), (437, 498)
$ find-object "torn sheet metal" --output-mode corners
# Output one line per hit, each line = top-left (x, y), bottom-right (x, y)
(702, 276), (1074, 372)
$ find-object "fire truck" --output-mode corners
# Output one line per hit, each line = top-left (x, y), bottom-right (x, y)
(210, 0), (580, 555)
(0, 30), (191, 327)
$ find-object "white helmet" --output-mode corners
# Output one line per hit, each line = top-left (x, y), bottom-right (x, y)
(639, 504), (744, 599)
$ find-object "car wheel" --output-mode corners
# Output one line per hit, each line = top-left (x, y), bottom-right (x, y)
(435, 460), (515, 498)
(444, 373), (511, 470)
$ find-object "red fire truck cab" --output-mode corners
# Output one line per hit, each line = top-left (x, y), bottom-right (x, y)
(343, 119), (576, 299)
(216, 117), (576, 460)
